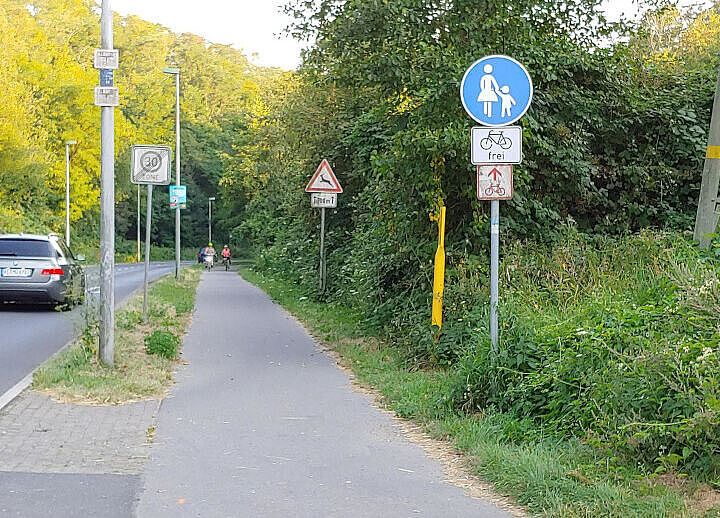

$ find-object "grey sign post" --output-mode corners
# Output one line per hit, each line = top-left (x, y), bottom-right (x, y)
(461, 55), (533, 354)
(306, 160), (343, 293)
(131, 145), (172, 321)
(95, 0), (117, 367)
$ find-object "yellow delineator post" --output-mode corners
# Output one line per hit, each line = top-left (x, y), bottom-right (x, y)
(431, 206), (447, 330)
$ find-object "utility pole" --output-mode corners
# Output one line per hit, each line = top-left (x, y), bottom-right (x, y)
(163, 67), (181, 278)
(208, 197), (216, 243)
(64, 140), (77, 247)
(694, 69), (720, 248)
(99, 0), (115, 366)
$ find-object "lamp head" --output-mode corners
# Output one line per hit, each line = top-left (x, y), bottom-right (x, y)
(66, 140), (78, 146)
(209, 197), (216, 201)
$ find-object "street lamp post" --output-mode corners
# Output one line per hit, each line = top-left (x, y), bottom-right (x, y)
(208, 197), (216, 244)
(64, 140), (77, 246)
(163, 67), (181, 278)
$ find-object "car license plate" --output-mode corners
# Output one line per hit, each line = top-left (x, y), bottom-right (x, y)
(1, 268), (32, 278)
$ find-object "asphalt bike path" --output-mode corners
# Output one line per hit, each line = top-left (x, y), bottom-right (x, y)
(136, 269), (511, 517)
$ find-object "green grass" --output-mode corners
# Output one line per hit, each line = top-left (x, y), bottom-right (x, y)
(33, 266), (201, 404)
(239, 263), (715, 517)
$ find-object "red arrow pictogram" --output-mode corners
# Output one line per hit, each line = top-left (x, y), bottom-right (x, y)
(487, 168), (503, 182)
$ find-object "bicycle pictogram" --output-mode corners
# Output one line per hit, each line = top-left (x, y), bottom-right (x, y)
(484, 183), (506, 197)
(480, 130), (512, 150)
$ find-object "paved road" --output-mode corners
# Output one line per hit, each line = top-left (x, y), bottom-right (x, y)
(136, 269), (511, 517)
(0, 262), (179, 397)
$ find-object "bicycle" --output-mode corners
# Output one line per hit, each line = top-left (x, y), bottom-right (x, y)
(222, 256), (231, 271)
(480, 130), (512, 150)
(484, 183), (506, 197)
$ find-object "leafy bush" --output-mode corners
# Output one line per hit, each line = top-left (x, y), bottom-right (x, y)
(144, 330), (180, 360)
(450, 233), (720, 480)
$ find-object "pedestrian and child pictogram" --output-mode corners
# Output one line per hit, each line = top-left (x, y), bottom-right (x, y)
(460, 55), (533, 127)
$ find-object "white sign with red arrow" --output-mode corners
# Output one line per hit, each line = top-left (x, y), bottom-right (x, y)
(477, 165), (513, 200)
(306, 159), (343, 193)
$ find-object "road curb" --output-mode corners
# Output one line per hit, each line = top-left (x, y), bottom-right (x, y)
(0, 373), (33, 412)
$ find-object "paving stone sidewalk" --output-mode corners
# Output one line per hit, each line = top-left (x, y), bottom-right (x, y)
(0, 392), (158, 475)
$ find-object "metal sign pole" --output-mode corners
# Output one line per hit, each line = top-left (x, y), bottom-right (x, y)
(99, 0), (115, 366)
(142, 185), (153, 321)
(174, 72), (181, 278)
(490, 200), (499, 354)
(137, 185), (141, 262)
(319, 207), (326, 292)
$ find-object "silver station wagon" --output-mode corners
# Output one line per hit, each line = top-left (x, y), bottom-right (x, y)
(0, 234), (85, 307)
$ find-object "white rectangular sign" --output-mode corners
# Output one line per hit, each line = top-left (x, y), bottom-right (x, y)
(311, 193), (337, 208)
(131, 145), (172, 185)
(477, 165), (513, 200)
(94, 49), (119, 70)
(471, 126), (522, 165)
(94, 87), (119, 107)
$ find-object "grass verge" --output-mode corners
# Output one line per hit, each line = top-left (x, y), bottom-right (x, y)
(33, 266), (201, 405)
(239, 265), (718, 518)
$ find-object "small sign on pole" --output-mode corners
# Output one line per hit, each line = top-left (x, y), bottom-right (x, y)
(94, 49), (119, 70)
(131, 145), (172, 185)
(170, 185), (187, 209)
(99, 69), (114, 87)
(471, 126), (522, 165)
(477, 165), (513, 200)
(311, 193), (337, 208)
(94, 87), (119, 107)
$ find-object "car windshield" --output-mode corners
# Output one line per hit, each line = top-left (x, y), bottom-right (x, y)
(0, 239), (52, 257)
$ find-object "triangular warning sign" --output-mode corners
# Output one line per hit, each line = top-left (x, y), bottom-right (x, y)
(305, 159), (343, 193)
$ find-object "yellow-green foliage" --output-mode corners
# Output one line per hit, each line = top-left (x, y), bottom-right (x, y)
(0, 0), (286, 240)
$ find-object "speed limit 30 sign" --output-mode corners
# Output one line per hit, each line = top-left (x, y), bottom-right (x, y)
(131, 145), (172, 185)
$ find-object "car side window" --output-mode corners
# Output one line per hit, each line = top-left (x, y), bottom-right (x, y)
(57, 240), (75, 261)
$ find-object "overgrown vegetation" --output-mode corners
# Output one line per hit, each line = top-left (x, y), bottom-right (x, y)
(33, 267), (200, 404)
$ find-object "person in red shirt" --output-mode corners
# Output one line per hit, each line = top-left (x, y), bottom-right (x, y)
(221, 245), (231, 267)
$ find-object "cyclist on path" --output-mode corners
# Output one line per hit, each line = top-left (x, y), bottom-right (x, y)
(221, 245), (231, 265)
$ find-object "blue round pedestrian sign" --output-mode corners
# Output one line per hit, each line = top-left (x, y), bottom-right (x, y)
(460, 55), (533, 127)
